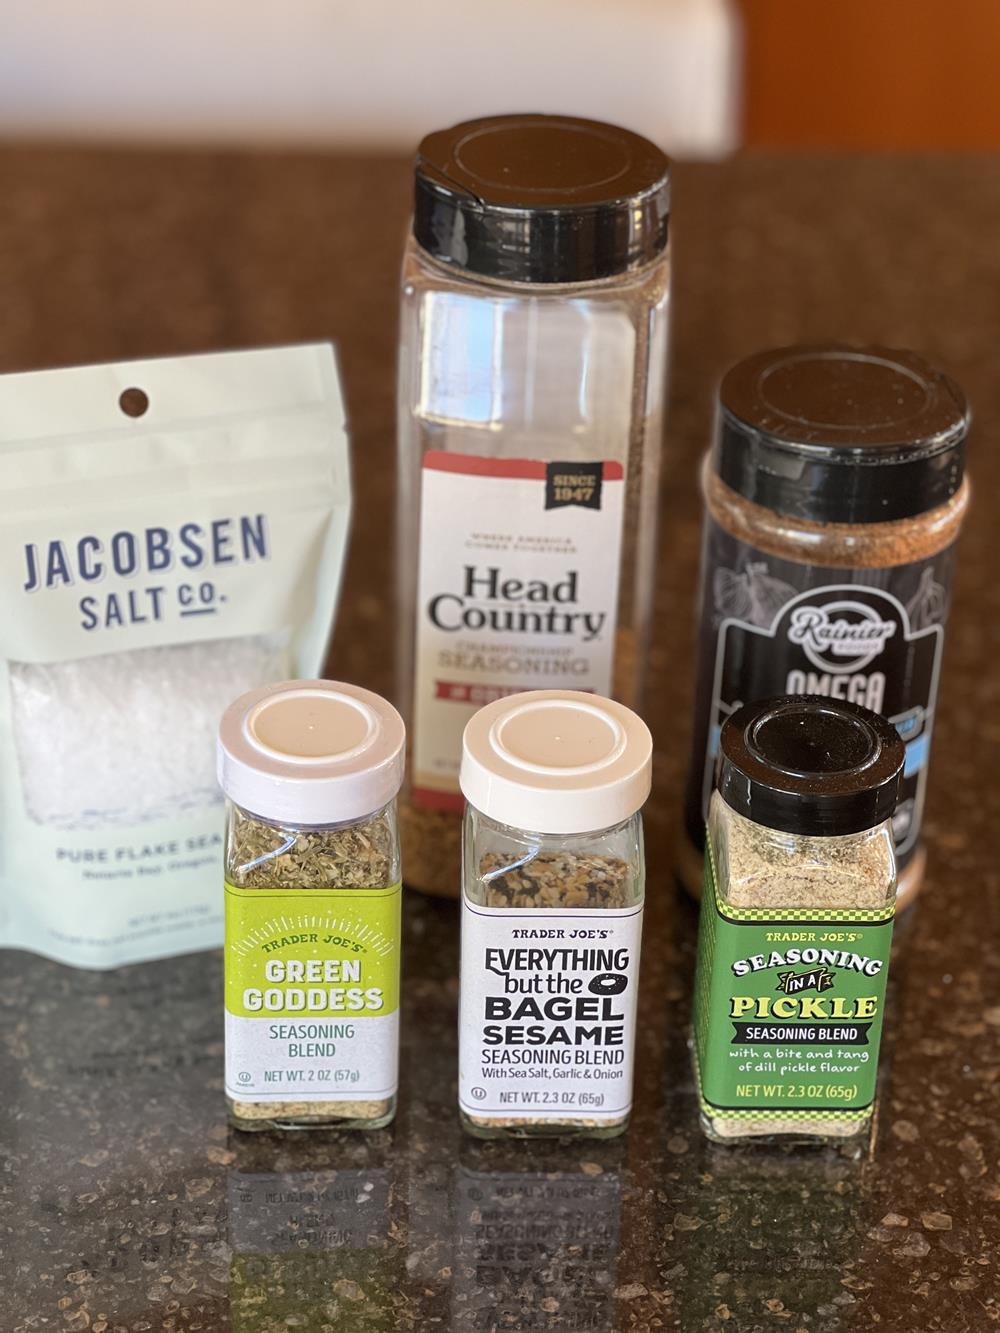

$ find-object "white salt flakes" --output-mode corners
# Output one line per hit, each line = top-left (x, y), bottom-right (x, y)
(9, 633), (290, 830)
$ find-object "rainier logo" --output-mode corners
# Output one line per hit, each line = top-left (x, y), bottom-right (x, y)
(787, 600), (897, 673)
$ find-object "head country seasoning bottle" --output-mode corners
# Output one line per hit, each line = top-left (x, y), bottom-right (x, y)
(218, 680), (405, 1131)
(681, 345), (970, 910)
(397, 113), (671, 899)
(457, 689), (652, 1138)
(692, 694), (905, 1142)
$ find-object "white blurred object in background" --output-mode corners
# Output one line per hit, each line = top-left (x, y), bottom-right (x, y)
(0, 0), (739, 156)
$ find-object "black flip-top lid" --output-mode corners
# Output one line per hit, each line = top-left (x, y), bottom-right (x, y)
(413, 114), (670, 284)
(714, 345), (969, 524)
(717, 695), (904, 837)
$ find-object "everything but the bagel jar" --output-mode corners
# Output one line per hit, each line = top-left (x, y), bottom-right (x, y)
(680, 345), (970, 911)
(458, 689), (652, 1139)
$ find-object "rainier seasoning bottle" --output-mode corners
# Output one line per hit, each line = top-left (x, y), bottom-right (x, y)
(397, 114), (671, 898)
(692, 694), (905, 1143)
(681, 345), (970, 910)
(218, 680), (405, 1131)
(457, 689), (652, 1138)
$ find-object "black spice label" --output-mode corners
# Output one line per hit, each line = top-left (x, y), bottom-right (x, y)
(545, 460), (605, 511)
(685, 520), (955, 866)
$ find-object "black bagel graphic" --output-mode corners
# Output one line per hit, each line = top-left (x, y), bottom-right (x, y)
(588, 972), (628, 996)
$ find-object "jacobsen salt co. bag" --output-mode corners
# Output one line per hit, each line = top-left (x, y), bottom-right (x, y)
(0, 345), (351, 968)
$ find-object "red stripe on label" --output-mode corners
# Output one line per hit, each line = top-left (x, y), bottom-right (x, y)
(435, 680), (595, 705)
(423, 451), (623, 481)
(412, 786), (464, 813)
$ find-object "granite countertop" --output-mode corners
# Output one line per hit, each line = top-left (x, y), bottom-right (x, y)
(1, 148), (998, 1332)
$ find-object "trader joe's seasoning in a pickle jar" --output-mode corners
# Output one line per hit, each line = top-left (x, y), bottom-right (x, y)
(692, 695), (905, 1143)
(681, 345), (970, 910)
(218, 680), (405, 1132)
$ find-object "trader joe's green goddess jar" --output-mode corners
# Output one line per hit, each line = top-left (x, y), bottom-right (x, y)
(218, 680), (405, 1132)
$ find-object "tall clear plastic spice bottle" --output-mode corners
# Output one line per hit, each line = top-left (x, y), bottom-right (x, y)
(457, 689), (652, 1138)
(681, 345), (970, 910)
(218, 680), (405, 1131)
(692, 695), (905, 1143)
(397, 114), (671, 898)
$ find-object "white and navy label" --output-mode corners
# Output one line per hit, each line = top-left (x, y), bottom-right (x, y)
(458, 901), (643, 1123)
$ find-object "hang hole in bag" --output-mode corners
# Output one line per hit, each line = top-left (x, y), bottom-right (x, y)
(0, 345), (352, 969)
(119, 386), (149, 418)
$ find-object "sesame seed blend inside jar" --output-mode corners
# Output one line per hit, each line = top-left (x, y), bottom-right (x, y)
(691, 694), (905, 1144)
(681, 345), (970, 912)
(457, 689), (652, 1139)
(218, 680), (405, 1132)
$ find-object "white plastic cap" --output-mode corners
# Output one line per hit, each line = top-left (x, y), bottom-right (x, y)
(460, 690), (653, 835)
(217, 680), (405, 826)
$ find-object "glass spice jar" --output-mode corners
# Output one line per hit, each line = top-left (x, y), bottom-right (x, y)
(692, 694), (904, 1144)
(681, 345), (970, 911)
(218, 680), (405, 1132)
(457, 689), (652, 1139)
(397, 114), (671, 900)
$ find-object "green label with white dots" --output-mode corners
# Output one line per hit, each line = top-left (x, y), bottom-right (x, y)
(692, 843), (893, 1125)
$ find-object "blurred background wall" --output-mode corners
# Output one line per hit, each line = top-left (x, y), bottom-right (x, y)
(2, 0), (999, 153)
(0, 0), (739, 156)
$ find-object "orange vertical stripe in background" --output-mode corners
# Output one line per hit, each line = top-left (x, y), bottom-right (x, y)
(738, 0), (1000, 148)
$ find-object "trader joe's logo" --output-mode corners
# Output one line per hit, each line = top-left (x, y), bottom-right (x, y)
(787, 600), (897, 673)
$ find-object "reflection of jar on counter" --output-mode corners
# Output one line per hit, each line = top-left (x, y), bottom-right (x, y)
(451, 1150), (623, 1331)
(681, 345), (970, 910)
(671, 1142), (864, 1327)
(397, 113), (671, 898)
(228, 1152), (396, 1331)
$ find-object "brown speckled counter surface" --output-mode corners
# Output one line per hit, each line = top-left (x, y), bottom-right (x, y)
(1, 149), (998, 1332)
